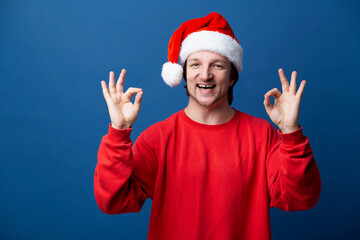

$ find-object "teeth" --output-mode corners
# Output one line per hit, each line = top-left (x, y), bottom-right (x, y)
(197, 84), (215, 89)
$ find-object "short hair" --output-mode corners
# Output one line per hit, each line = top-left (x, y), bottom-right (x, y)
(182, 60), (239, 105)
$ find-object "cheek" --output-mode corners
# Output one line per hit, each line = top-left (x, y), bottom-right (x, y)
(217, 73), (233, 86)
(186, 72), (197, 82)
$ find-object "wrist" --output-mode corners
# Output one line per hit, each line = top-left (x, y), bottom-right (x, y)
(279, 124), (300, 134)
(111, 122), (132, 130)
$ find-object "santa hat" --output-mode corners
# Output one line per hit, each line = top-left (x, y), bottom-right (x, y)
(161, 12), (243, 87)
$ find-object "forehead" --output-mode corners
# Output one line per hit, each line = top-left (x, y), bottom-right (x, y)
(187, 50), (230, 63)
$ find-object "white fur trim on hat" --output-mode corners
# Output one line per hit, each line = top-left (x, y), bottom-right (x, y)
(179, 30), (243, 72)
(161, 62), (184, 87)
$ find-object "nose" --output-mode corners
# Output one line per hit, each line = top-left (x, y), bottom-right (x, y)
(200, 66), (213, 81)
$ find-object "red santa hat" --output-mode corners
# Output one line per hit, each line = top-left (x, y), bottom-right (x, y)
(161, 12), (243, 87)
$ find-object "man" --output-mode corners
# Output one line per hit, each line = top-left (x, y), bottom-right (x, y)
(94, 12), (321, 240)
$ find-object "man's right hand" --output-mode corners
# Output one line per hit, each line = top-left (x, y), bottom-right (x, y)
(101, 69), (143, 129)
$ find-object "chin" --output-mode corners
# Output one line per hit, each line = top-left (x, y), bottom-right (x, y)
(192, 95), (227, 108)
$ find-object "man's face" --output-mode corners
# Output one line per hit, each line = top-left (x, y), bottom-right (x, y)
(186, 51), (234, 108)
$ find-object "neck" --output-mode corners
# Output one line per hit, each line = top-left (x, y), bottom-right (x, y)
(184, 100), (235, 125)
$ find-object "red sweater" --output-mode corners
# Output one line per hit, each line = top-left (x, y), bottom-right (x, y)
(94, 109), (321, 240)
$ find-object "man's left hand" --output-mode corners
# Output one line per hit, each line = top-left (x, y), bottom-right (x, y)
(263, 68), (306, 134)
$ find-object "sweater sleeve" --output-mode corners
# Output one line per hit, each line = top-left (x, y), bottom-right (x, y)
(94, 125), (157, 214)
(266, 124), (321, 211)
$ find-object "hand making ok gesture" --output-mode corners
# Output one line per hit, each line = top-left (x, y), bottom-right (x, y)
(263, 68), (306, 134)
(101, 69), (143, 129)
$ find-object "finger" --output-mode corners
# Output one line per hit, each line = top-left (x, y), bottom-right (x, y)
(123, 87), (143, 100)
(289, 71), (297, 94)
(133, 91), (143, 113)
(101, 81), (111, 102)
(278, 68), (289, 92)
(116, 69), (126, 93)
(265, 88), (282, 98)
(263, 94), (273, 111)
(296, 80), (306, 99)
(109, 71), (116, 95)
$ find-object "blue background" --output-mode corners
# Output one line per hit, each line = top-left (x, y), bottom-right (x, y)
(1, 0), (359, 239)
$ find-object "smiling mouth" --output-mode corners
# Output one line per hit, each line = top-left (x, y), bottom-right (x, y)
(197, 84), (216, 89)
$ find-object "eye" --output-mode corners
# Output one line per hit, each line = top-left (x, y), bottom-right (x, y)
(213, 64), (224, 69)
(190, 63), (199, 67)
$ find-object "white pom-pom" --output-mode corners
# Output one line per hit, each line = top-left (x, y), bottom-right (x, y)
(161, 62), (183, 87)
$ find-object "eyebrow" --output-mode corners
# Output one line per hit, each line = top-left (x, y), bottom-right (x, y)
(187, 58), (228, 63)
